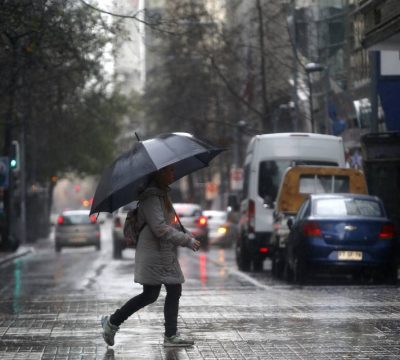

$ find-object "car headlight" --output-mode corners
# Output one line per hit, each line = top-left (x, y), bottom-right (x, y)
(217, 226), (227, 235)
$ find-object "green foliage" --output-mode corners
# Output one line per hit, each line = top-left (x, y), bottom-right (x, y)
(0, 0), (129, 183)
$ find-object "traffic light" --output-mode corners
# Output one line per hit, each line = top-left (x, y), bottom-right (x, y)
(10, 140), (20, 171)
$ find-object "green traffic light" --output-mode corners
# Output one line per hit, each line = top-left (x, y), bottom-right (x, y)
(10, 159), (17, 168)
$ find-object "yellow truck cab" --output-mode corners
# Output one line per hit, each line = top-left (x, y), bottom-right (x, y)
(271, 166), (368, 278)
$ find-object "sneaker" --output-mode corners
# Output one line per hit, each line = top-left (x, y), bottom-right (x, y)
(101, 315), (119, 346)
(163, 333), (194, 347)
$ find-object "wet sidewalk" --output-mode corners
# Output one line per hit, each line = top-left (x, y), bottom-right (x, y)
(1, 238), (400, 359)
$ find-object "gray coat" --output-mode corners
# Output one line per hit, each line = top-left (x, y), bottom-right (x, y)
(134, 186), (193, 285)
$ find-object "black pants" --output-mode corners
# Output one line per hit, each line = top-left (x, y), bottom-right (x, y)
(109, 284), (182, 337)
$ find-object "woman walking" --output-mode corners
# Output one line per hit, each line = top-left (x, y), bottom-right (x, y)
(101, 164), (200, 347)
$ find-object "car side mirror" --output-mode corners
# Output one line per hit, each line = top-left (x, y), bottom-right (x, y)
(287, 217), (294, 230)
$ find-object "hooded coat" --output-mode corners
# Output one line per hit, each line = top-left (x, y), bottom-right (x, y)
(134, 185), (193, 285)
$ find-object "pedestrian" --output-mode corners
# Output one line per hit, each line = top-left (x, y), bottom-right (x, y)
(101, 164), (201, 347)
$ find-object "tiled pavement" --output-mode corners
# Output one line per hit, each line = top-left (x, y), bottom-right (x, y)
(1, 245), (400, 359)
(2, 287), (400, 359)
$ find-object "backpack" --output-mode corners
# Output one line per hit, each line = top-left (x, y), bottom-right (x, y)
(123, 203), (146, 247)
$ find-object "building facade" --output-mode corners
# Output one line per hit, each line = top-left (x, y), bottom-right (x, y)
(355, 0), (400, 133)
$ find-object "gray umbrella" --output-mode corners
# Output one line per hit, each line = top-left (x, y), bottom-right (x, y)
(90, 132), (225, 214)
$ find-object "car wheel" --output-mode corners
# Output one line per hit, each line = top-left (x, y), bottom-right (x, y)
(235, 237), (251, 271)
(384, 264), (398, 285)
(200, 236), (209, 251)
(253, 258), (264, 272)
(283, 259), (293, 282)
(293, 256), (307, 284)
(272, 253), (284, 279)
(113, 237), (122, 259)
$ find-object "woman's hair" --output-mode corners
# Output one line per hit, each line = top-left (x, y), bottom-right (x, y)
(163, 193), (174, 212)
(154, 169), (173, 212)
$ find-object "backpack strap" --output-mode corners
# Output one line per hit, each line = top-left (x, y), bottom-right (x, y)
(136, 200), (147, 236)
(157, 195), (186, 233)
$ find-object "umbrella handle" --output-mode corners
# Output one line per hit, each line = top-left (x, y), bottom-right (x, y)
(173, 208), (186, 233)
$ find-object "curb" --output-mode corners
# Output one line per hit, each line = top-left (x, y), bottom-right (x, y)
(0, 247), (33, 266)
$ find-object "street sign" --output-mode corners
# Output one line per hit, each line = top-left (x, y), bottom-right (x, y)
(230, 167), (243, 191)
(205, 181), (218, 200)
(0, 157), (9, 189)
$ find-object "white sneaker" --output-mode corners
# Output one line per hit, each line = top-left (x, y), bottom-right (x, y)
(163, 333), (194, 347)
(101, 315), (119, 346)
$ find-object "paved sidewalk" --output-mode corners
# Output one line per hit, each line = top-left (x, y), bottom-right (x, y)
(1, 239), (400, 359)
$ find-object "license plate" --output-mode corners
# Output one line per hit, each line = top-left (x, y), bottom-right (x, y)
(71, 237), (86, 243)
(338, 251), (362, 261)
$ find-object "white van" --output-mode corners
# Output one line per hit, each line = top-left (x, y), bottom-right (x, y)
(236, 133), (345, 271)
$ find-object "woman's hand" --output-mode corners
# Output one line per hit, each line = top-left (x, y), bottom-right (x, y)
(189, 238), (201, 252)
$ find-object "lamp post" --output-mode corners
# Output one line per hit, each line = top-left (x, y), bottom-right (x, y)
(305, 62), (324, 133)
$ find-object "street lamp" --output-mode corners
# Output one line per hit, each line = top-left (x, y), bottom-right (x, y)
(305, 62), (324, 133)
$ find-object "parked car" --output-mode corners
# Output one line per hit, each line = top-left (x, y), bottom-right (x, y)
(271, 165), (368, 278)
(55, 210), (101, 252)
(173, 203), (209, 249)
(203, 210), (236, 248)
(112, 203), (136, 259)
(284, 194), (398, 284)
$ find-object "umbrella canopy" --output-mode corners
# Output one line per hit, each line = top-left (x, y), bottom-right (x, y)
(90, 132), (225, 215)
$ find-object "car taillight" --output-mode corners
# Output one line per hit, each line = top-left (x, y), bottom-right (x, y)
(302, 221), (321, 237)
(379, 223), (395, 239)
(57, 216), (64, 225)
(196, 215), (207, 227)
(114, 217), (122, 228)
(90, 215), (97, 224)
(248, 199), (255, 232)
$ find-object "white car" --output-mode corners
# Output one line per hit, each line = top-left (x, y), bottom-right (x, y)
(54, 210), (101, 252)
(112, 203), (136, 259)
(203, 210), (235, 248)
(173, 203), (209, 249)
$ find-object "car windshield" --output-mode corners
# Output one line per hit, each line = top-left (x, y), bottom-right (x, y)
(61, 214), (92, 225)
(204, 211), (227, 222)
(174, 205), (201, 217)
(299, 175), (350, 194)
(258, 160), (339, 201)
(314, 198), (383, 217)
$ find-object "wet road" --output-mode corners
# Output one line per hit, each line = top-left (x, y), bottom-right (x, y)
(1, 220), (400, 359)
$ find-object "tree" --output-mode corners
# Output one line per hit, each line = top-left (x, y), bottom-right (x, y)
(0, 0), (131, 245)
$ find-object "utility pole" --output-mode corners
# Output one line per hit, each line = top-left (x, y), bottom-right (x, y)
(290, 0), (300, 132)
(19, 119), (27, 245)
(256, 0), (271, 133)
(2, 36), (18, 250)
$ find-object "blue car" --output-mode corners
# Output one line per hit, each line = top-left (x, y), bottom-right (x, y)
(285, 194), (398, 284)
